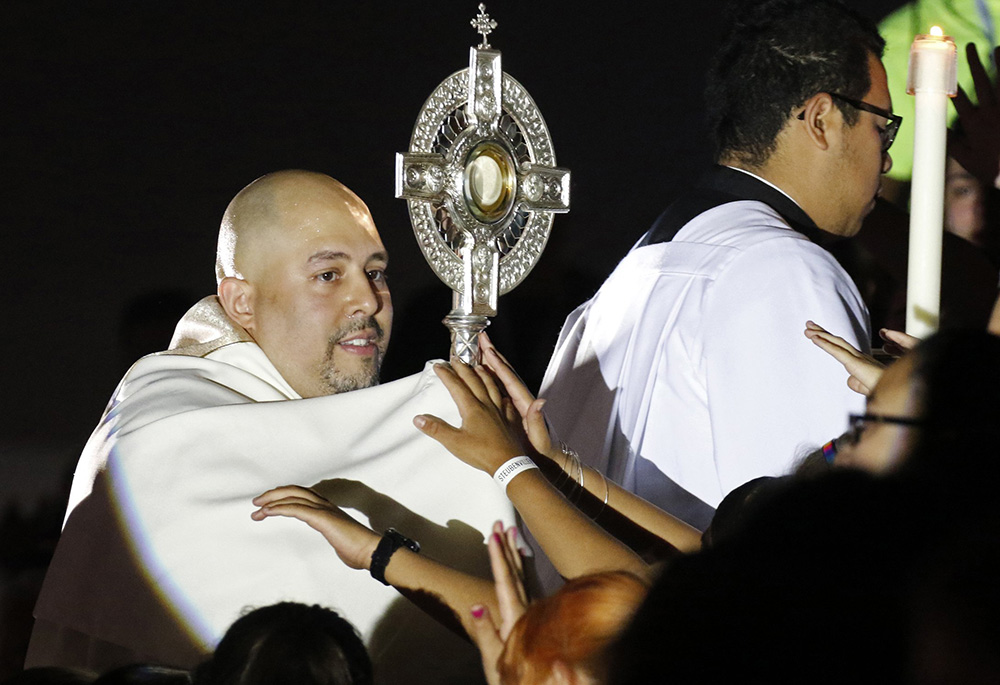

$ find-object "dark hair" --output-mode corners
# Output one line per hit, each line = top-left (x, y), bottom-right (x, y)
(706, 0), (885, 166)
(897, 330), (1000, 498)
(609, 470), (919, 684)
(701, 476), (786, 549)
(92, 666), (190, 685)
(195, 603), (372, 685)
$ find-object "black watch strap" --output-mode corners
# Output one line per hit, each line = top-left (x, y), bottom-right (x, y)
(370, 528), (420, 586)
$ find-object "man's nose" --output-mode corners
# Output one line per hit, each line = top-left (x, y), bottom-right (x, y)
(344, 272), (382, 319)
(882, 150), (893, 174)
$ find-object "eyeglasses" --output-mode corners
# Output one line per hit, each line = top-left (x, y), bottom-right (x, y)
(845, 412), (927, 446)
(797, 93), (903, 154)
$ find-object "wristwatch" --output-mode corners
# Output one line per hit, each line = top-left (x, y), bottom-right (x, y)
(370, 528), (420, 585)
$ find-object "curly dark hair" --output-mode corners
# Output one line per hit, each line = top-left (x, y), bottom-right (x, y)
(706, 0), (885, 167)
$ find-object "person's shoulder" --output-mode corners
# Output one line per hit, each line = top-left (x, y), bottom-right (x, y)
(726, 233), (845, 284)
(676, 200), (806, 246)
(107, 345), (290, 435)
(705, 212), (850, 292)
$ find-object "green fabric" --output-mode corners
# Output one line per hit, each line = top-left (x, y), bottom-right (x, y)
(879, 0), (999, 180)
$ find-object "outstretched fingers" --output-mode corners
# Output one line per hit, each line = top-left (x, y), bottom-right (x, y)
(251, 489), (378, 571)
(253, 484), (325, 509)
(473, 364), (506, 409)
(449, 358), (494, 406)
(429, 362), (492, 424)
(487, 521), (528, 639)
(468, 604), (505, 685)
(503, 525), (526, 604)
(879, 328), (919, 356)
(480, 332), (536, 417)
(952, 84), (975, 120)
(804, 321), (883, 395)
(967, 42), (996, 105)
(804, 321), (862, 363)
(252, 498), (328, 524)
(525, 398), (556, 457)
(416, 364), (524, 473)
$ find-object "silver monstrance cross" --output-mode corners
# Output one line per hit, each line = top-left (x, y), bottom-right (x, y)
(471, 4), (497, 49)
(395, 4), (571, 364)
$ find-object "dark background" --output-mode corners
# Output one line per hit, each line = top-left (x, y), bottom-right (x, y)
(0, 2), (907, 666)
(1, 0), (905, 460)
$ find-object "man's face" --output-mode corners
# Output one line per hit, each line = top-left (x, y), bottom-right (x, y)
(248, 193), (392, 398)
(830, 53), (894, 237)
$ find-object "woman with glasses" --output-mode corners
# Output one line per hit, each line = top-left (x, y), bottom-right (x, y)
(806, 326), (1000, 481)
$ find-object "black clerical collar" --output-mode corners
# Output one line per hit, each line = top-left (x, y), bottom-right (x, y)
(709, 166), (826, 243)
(639, 165), (839, 248)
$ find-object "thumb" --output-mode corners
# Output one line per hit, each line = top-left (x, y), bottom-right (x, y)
(847, 376), (870, 396)
(413, 414), (462, 448)
(525, 399), (553, 454)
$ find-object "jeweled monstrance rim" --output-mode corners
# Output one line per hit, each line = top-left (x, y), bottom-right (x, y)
(405, 69), (558, 296)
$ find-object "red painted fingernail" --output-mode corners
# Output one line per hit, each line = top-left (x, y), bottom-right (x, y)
(471, 606), (485, 618)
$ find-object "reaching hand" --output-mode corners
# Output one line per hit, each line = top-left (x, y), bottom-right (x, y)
(468, 521), (528, 685)
(950, 44), (1000, 189)
(478, 333), (561, 462)
(878, 327), (919, 358)
(251, 485), (380, 571)
(413, 359), (528, 476)
(804, 321), (885, 396)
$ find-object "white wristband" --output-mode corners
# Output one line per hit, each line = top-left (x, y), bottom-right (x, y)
(493, 456), (538, 494)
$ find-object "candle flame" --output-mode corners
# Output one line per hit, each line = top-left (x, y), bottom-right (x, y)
(930, 25), (943, 36)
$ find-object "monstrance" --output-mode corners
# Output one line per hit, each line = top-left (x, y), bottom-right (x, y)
(395, 3), (570, 364)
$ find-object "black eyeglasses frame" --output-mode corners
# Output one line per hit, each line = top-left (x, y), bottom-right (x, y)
(796, 93), (903, 153)
(845, 412), (927, 445)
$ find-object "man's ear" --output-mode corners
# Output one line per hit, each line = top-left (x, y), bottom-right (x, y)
(798, 92), (839, 151)
(218, 276), (255, 332)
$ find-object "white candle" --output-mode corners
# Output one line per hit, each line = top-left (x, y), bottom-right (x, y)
(905, 27), (957, 338)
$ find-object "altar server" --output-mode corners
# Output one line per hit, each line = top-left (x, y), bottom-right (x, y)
(541, 0), (895, 529)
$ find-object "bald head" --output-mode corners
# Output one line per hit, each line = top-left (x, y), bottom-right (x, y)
(216, 170), (377, 284)
(214, 170), (392, 397)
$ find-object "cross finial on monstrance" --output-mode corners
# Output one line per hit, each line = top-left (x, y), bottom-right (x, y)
(471, 4), (497, 49)
(396, 5), (570, 365)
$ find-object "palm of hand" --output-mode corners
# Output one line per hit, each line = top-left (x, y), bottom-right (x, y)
(950, 44), (1000, 187)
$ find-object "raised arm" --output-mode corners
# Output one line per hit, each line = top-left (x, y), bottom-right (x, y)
(949, 44), (1000, 190)
(251, 485), (504, 639)
(478, 334), (702, 554)
(414, 358), (658, 577)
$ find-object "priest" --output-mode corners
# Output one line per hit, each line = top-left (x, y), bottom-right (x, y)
(26, 170), (518, 684)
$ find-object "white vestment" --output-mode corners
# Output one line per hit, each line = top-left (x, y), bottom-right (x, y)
(540, 197), (869, 528)
(28, 297), (517, 684)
